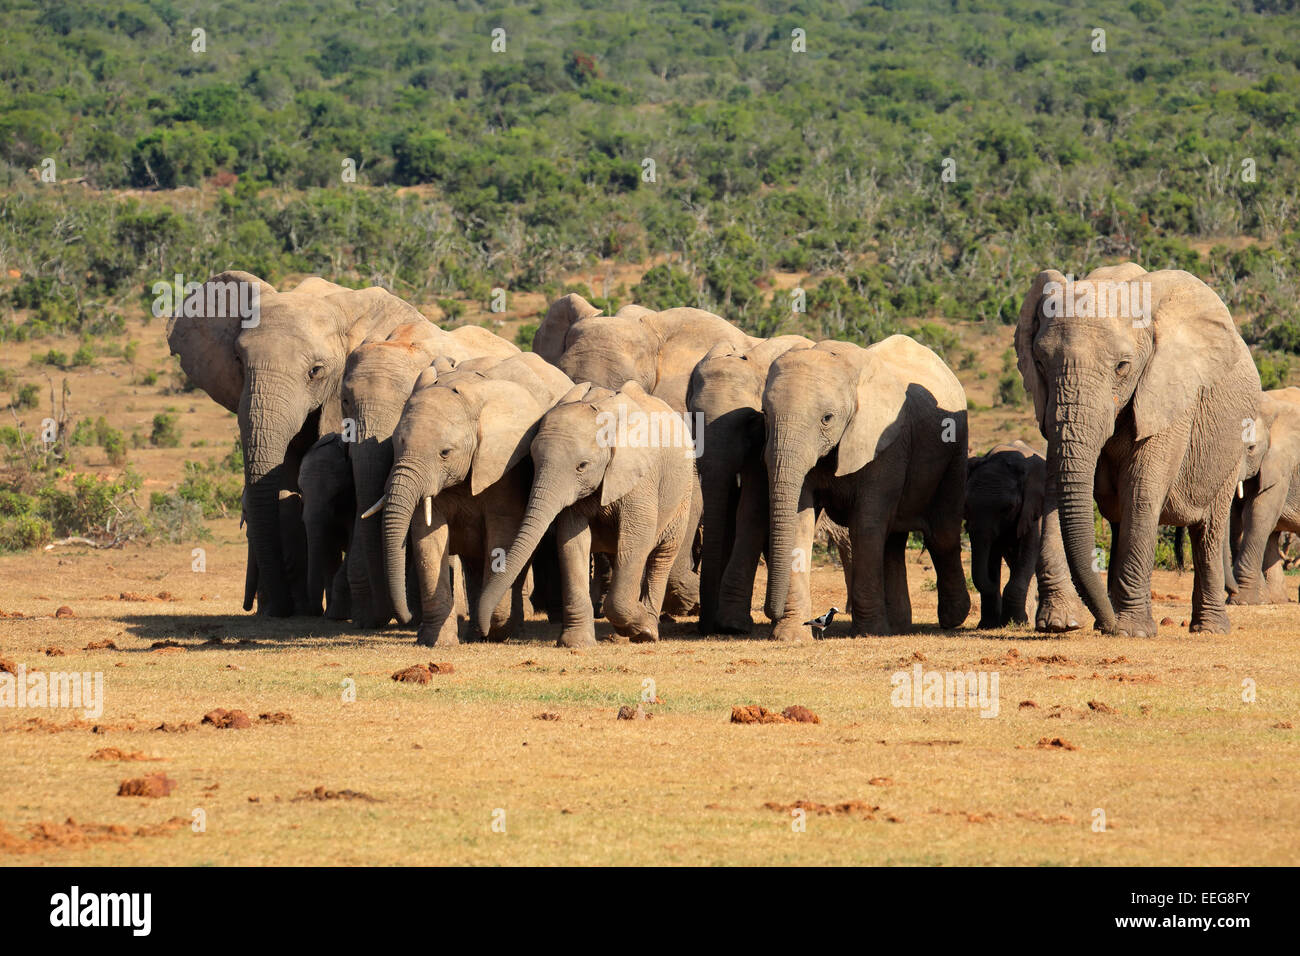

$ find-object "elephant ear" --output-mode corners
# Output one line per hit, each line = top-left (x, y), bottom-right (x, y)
(836, 358), (909, 477)
(1132, 272), (1252, 442)
(599, 385), (659, 507)
(512, 352), (576, 405)
(467, 382), (542, 496)
(1015, 269), (1066, 437)
(533, 294), (601, 363)
(1018, 456), (1047, 541)
(166, 271), (275, 413)
(558, 382), (595, 406)
(326, 286), (428, 353)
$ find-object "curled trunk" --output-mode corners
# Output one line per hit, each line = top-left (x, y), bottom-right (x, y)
(476, 473), (565, 636)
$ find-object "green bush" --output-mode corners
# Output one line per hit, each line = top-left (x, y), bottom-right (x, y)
(13, 384), (40, 410)
(150, 413), (181, 448)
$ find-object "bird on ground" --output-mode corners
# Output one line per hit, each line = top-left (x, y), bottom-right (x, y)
(803, 607), (839, 639)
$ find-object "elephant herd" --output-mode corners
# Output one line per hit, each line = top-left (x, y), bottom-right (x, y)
(165, 263), (1300, 645)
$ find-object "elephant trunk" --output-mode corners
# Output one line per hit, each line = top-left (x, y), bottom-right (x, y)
(476, 470), (566, 636)
(242, 538), (258, 612)
(1049, 394), (1118, 631)
(354, 439), (396, 624)
(304, 518), (329, 616)
(764, 428), (815, 622)
(382, 463), (425, 626)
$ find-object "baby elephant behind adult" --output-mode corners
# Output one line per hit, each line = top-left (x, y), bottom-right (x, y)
(763, 335), (971, 637)
(476, 381), (697, 647)
(965, 441), (1082, 631)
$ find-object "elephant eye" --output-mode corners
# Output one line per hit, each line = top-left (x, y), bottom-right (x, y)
(439, 448), (451, 459)
(308, 362), (326, 381)
(821, 413), (833, 425)
(1116, 360), (1132, 377)
(577, 460), (589, 472)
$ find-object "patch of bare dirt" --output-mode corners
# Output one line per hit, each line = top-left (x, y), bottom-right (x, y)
(730, 704), (821, 724)
(391, 662), (456, 683)
(89, 748), (162, 762)
(1037, 737), (1078, 751)
(534, 712), (561, 721)
(763, 799), (883, 819)
(41, 646), (65, 656)
(1087, 700), (1116, 714)
(0, 816), (186, 855)
(84, 639), (118, 650)
(117, 773), (177, 797)
(258, 712), (293, 725)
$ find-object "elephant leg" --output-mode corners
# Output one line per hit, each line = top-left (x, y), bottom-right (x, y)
(883, 532), (912, 630)
(928, 458), (971, 630)
(556, 511), (597, 647)
(662, 487), (702, 618)
(1035, 496), (1082, 632)
(771, 483), (816, 641)
(1186, 478), (1233, 633)
(1262, 531), (1288, 604)
(715, 472), (767, 634)
(1106, 519), (1123, 613)
(412, 517), (457, 646)
(970, 531), (1002, 629)
(630, 527), (685, 644)
(1231, 483), (1286, 604)
(1001, 531), (1036, 626)
(1109, 503), (1162, 638)
(326, 558), (351, 621)
(278, 491), (313, 616)
(590, 552), (612, 619)
(846, 512), (890, 636)
(480, 556), (514, 642)
(832, 524), (854, 618)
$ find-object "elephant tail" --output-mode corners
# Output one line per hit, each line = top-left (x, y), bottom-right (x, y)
(1174, 525), (1186, 572)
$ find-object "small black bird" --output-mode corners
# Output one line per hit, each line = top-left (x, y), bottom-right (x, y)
(804, 606), (839, 639)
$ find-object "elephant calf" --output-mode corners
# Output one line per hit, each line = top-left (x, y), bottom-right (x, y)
(965, 441), (1081, 631)
(298, 434), (354, 619)
(1230, 387), (1300, 605)
(476, 381), (697, 647)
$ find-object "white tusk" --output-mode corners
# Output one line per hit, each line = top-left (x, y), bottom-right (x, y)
(239, 514), (245, 530)
(361, 494), (387, 519)
(424, 496), (433, 527)
(1238, 480), (1245, 499)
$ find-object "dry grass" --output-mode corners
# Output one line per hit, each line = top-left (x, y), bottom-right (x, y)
(1, 534), (1296, 866)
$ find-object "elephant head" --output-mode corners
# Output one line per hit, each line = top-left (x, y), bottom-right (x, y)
(762, 337), (946, 621)
(298, 433), (353, 616)
(374, 355), (570, 625)
(168, 272), (427, 616)
(1015, 263), (1256, 630)
(686, 335), (813, 630)
(475, 382), (666, 633)
(531, 293), (603, 365)
(965, 442), (1045, 625)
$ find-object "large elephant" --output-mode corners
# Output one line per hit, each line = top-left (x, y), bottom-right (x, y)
(965, 441), (1081, 631)
(298, 434), (354, 620)
(476, 381), (696, 647)
(168, 272), (435, 616)
(763, 335), (971, 638)
(342, 321), (518, 626)
(686, 334), (847, 634)
(533, 293), (760, 615)
(1230, 387), (1300, 604)
(366, 352), (572, 645)
(1015, 263), (1261, 635)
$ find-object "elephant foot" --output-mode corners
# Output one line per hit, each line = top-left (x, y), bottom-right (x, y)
(629, 626), (659, 643)
(1114, 610), (1158, 638)
(976, 615), (1002, 631)
(324, 602), (350, 622)
(416, 619), (459, 646)
(936, 592), (970, 630)
(1035, 594), (1082, 633)
(1189, 608), (1231, 634)
(849, 613), (897, 636)
(557, 626), (597, 648)
(770, 619), (810, 642)
(1226, 586), (1264, 606)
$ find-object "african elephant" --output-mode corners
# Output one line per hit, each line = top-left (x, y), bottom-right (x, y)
(367, 353), (572, 645)
(534, 293), (761, 616)
(763, 335), (970, 638)
(1015, 263), (1261, 635)
(342, 322), (518, 626)
(965, 441), (1081, 631)
(167, 272), (438, 616)
(476, 381), (696, 647)
(298, 434), (354, 620)
(1230, 388), (1300, 604)
(687, 334), (856, 634)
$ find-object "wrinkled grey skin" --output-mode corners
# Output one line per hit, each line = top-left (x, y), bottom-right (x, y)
(168, 272), (433, 616)
(687, 335), (826, 634)
(965, 441), (1081, 631)
(1230, 388), (1299, 604)
(534, 293), (760, 616)
(341, 323), (517, 627)
(298, 434), (354, 620)
(1017, 263), (1262, 636)
(763, 335), (971, 638)
(476, 381), (696, 648)
(375, 353), (573, 645)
